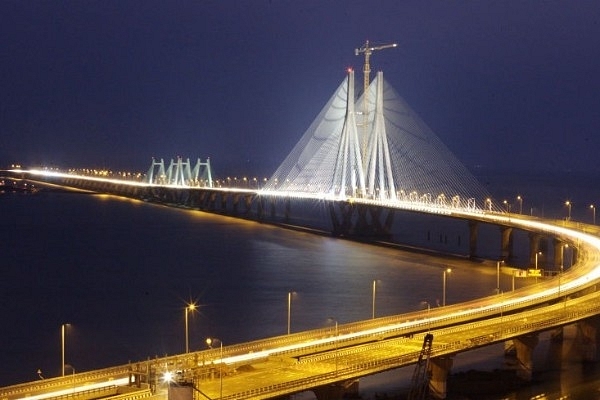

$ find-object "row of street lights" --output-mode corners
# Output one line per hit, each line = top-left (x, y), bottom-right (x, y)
(57, 269), (457, 383)
(564, 201), (596, 224)
(184, 271), (455, 355)
(285, 271), (453, 336)
(498, 196), (596, 224)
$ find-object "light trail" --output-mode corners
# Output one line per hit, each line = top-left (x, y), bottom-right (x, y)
(18, 378), (129, 400)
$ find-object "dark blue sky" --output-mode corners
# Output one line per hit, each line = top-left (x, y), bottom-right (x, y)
(2, 1), (600, 177)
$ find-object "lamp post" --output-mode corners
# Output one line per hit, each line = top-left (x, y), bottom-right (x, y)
(496, 260), (504, 294)
(517, 195), (523, 214)
(591, 204), (596, 225)
(503, 200), (510, 213)
(535, 251), (542, 270)
(565, 201), (571, 221)
(372, 280), (377, 319)
(512, 271), (516, 292)
(558, 265), (563, 298)
(442, 268), (451, 306)
(61, 324), (70, 377)
(185, 303), (196, 353)
(206, 338), (223, 399)
(287, 291), (295, 335)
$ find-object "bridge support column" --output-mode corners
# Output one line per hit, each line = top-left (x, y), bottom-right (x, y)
(468, 221), (478, 259)
(257, 196), (264, 220)
(552, 238), (566, 272)
(312, 379), (359, 400)
(528, 233), (543, 267)
(577, 316), (600, 362)
(504, 340), (515, 356)
(428, 356), (453, 399)
(564, 244), (577, 269)
(500, 226), (513, 261)
(270, 198), (276, 219)
(550, 326), (564, 342)
(513, 333), (539, 381)
(284, 197), (291, 223)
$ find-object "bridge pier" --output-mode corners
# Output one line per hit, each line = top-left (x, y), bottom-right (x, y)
(528, 233), (543, 267)
(512, 333), (539, 381)
(577, 316), (600, 362)
(500, 226), (513, 261)
(468, 221), (478, 259)
(429, 356), (453, 399)
(552, 238), (567, 271)
(312, 379), (359, 400)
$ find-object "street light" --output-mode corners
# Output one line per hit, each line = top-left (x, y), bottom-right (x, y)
(206, 338), (223, 399)
(61, 323), (70, 377)
(503, 200), (510, 213)
(517, 195), (523, 214)
(287, 291), (296, 335)
(535, 251), (542, 270)
(496, 260), (504, 294)
(565, 201), (572, 221)
(442, 268), (451, 306)
(558, 265), (564, 298)
(372, 280), (377, 319)
(185, 303), (197, 353)
(591, 204), (596, 225)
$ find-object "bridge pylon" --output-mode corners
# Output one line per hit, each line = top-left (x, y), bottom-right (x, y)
(145, 157), (212, 187)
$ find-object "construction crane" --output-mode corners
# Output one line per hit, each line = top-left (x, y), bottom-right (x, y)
(355, 40), (398, 100)
(354, 40), (397, 176)
(407, 333), (434, 400)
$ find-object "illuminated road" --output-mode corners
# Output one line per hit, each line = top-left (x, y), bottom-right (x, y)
(2, 169), (600, 400)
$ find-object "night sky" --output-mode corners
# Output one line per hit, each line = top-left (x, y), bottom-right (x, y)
(2, 1), (600, 178)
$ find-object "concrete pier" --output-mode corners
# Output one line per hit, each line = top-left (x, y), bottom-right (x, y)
(513, 333), (539, 381)
(429, 356), (453, 399)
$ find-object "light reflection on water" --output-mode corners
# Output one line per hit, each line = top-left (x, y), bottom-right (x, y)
(0, 189), (599, 398)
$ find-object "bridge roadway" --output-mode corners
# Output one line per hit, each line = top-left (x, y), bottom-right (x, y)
(2, 170), (600, 400)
